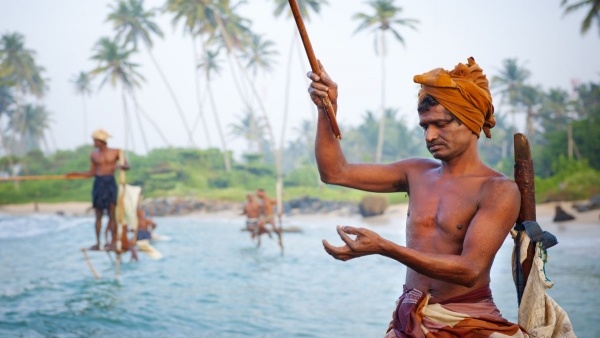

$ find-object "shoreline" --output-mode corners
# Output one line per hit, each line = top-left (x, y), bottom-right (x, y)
(0, 200), (598, 225)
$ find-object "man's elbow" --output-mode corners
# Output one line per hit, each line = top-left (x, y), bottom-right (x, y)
(458, 267), (486, 288)
(319, 171), (342, 185)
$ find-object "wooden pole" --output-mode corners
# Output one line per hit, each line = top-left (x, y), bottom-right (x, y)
(276, 180), (284, 255)
(0, 175), (88, 182)
(513, 133), (536, 304)
(287, 0), (342, 140)
(81, 248), (101, 279)
(114, 149), (127, 280)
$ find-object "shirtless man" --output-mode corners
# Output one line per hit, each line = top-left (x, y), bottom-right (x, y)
(241, 193), (261, 240)
(308, 58), (526, 336)
(136, 208), (157, 241)
(67, 129), (129, 250)
(256, 188), (280, 248)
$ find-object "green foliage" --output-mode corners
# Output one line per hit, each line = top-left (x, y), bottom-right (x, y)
(535, 156), (600, 202)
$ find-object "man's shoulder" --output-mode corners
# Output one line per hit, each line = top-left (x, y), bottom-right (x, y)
(480, 173), (520, 201)
(393, 157), (440, 170)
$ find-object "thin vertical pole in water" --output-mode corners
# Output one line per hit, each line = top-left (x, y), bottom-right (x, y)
(115, 253), (121, 280)
(81, 248), (101, 279)
(276, 180), (284, 256)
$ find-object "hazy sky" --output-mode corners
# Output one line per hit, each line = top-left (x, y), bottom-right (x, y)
(1, 0), (599, 157)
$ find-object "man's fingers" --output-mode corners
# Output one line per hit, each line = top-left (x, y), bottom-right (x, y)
(322, 239), (341, 252)
(306, 71), (320, 82)
(336, 225), (358, 248)
(339, 225), (361, 235)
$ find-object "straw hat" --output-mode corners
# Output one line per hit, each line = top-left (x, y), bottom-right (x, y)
(91, 128), (111, 142)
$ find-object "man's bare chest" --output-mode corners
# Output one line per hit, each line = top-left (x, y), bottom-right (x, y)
(407, 177), (485, 238)
(92, 150), (117, 165)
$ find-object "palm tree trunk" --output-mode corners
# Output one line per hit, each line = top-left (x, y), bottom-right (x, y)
(526, 107), (535, 137)
(375, 30), (387, 163)
(131, 94), (171, 147)
(193, 37), (212, 148)
(292, 30), (322, 188)
(567, 123), (573, 159)
(121, 89), (134, 152)
(81, 96), (88, 144)
(0, 125), (16, 175)
(129, 93), (149, 153)
(143, 43), (196, 147)
(212, 13), (276, 153)
(206, 80), (231, 172)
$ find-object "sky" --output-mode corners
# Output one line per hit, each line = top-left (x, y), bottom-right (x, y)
(1, 0), (599, 158)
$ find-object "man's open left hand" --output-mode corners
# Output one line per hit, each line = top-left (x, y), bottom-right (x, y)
(322, 225), (383, 261)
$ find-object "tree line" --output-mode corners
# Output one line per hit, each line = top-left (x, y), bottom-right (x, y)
(1, 0), (599, 204)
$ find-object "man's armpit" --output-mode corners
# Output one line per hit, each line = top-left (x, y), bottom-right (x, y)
(392, 179), (408, 192)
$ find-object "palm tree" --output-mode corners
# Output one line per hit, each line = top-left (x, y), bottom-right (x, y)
(491, 58), (531, 107)
(0, 32), (47, 174)
(164, 0), (218, 149)
(273, 0), (327, 18)
(229, 107), (264, 154)
(198, 48), (231, 172)
(353, 0), (418, 163)
(519, 84), (543, 138)
(491, 58), (532, 134)
(8, 103), (51, 153)
(71, 71), (93, 144)
(241, 33), (278, 76)
(0, 84), (15, 171)
(539, 88), (572, 134)
(561, 0), (600, 36)
(107, 0), (196, 146)
(0, 32), (47, 98)
(90, 36), (144, 151)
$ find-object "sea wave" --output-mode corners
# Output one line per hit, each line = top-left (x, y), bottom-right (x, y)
(0, 214), (88, 239)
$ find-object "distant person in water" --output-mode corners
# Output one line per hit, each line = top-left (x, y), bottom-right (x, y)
(241, 193), (261, 239)
(67, 128), (129, 250)
(136, 208), (157, 241)
(256, 188), (281, 248)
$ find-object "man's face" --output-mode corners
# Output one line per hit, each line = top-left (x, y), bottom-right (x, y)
(418, 104), (474, 161)
(256, 190), (264, 199)
(92, 138), (103, 148)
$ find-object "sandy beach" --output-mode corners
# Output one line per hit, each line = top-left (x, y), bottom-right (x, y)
(1, 200), (598, 227)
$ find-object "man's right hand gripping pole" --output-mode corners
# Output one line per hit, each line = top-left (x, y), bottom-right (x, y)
(307, 60), (342, 140)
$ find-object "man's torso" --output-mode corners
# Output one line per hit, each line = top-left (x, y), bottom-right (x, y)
(404, 164), (504, 302)
(92, 148), (120, 176)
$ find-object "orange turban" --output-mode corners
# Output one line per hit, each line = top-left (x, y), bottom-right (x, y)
(413, 57), (495, 138)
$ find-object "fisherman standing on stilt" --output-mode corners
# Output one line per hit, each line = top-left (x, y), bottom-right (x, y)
(67, 129), (129, 251)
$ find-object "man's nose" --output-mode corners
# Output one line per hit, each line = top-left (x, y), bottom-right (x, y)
(424, 126), (438, 143)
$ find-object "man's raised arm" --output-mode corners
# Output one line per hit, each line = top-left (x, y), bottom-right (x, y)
(307, 61), (416, 193)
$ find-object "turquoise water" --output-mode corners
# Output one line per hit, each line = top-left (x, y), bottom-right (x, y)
(0, 212), (597, 337)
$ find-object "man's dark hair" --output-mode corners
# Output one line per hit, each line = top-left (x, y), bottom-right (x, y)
(417, 94), (462, 125)
(417, 94), (440, 113)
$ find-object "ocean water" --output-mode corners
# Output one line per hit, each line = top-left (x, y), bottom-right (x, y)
(0, 211), (597, 337)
